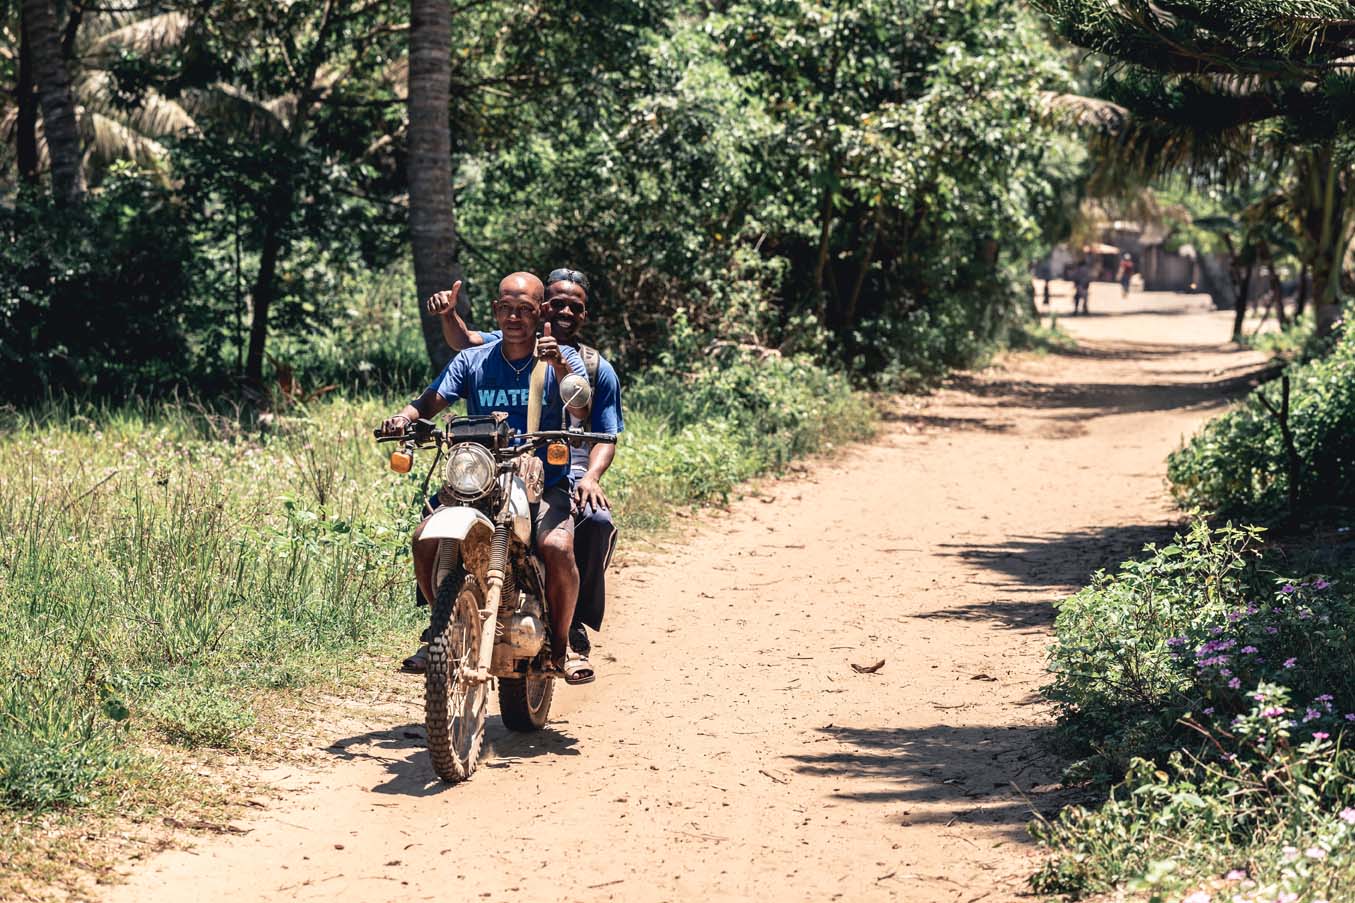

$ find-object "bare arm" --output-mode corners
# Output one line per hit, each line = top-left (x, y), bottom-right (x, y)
(379, 387), (451, 435)
(574, 442), (615, 510)
(425, 281), (486, 351)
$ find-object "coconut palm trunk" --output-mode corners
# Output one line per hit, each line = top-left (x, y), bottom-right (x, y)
(408, 0), (461, 371)
(22, 0), (85, 203)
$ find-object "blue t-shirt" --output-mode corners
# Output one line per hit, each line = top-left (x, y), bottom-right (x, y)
(472, 331), (624, 479)
(427, 343), (587, 488)
(570, 354), (624, 479)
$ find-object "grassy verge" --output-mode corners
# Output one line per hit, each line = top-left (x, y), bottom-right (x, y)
(0, 350), (875, 897)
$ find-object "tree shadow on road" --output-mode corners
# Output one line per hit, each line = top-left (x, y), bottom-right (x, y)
(324, 718), (580, 796)
(943, 366), (1271, 418)
(916, 524), (1180, 631)
(784, 724), (1080, 840)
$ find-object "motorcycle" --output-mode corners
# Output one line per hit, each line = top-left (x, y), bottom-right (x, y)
(374, 374), (615, 783)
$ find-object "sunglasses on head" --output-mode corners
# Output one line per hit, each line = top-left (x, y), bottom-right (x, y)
(547, 268), (590, 292)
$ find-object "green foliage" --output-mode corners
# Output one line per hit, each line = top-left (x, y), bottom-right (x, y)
(460, 0), (1080, 384)
(1167, 318), (1355, 517)
(1033, 688), (1355, 902)
(1038, 513), (1355, 899)
(0, 169), (198, 398)
(1046, 520), (1265, 780)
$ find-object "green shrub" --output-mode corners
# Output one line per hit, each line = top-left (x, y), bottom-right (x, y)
(1034, 686), (1355, 902)
(1038, 516), (1355, 899)
(1167, 317), (1355, 518)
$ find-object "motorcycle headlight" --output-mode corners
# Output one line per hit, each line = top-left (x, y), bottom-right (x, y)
(443, 443), (496, 499)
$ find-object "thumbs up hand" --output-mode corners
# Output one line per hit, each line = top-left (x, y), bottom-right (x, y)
(424, 280), (462, 318)
(535, 320), (561, 363)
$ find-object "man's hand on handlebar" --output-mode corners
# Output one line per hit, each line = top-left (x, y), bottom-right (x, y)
(378, 413), (411, 437)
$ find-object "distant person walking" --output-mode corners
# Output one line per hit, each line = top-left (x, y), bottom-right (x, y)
(1072, 260), (1092, 315)
(1117, 253), (1135, 298)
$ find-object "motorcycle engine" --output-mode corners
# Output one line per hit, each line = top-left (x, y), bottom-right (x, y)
(495, 592), (547, 659)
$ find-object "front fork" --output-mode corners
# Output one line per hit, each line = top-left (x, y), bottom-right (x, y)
(471, 521), (512, 682)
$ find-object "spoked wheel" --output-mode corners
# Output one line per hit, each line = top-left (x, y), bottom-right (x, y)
(498, 672), (555, 731)
(425, 571), (487, 783)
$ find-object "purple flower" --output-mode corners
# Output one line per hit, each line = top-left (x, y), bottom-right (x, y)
(1265, 626), (1279, 635)
(1314, 732), (1330, 741)
(1228, 678), (1241, 689)
(1314, 578), (1331, 591)
(1304, 708), (1322, 723)
(1345, 713), (1355, 722)
(1298, 608), (1313, 620)
(1262, 706), (1287, 719)
(1284, 657), (1298, 669)
(1241, 646), (1258, 654)
(1166, 636), (1187, 648)
(1282, 583), (1297, 594)
(1210, 625), (1224, 635)
(1227, 610), (1242, 622)
(1253, 691), (1267, 702)
(1246, 603), (1259, 614)
(1203, 707), (1215, 715)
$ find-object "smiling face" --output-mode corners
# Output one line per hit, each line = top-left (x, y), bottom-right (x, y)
(493, 273), (545, 344)
(543, 280), (588, 344)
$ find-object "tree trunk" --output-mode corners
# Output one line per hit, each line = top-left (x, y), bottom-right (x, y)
(16, 18), (40, 182)
(245, 218), (285, 386)
(22, 0), (85, 204)
(1232, 260), (1254, 343)
(408, 0), (460, 371)
(1295, 263), (1309, 319)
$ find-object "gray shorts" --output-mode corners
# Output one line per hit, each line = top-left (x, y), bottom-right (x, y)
(534, 484), (575, 542)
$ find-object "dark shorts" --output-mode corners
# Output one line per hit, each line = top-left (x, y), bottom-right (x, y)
(533, 484), (575, 542)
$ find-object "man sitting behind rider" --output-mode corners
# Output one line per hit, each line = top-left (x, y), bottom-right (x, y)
(426, 269), (622, 682)
(379, 272), (589, 676)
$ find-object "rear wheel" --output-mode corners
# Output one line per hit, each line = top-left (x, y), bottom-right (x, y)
(498, 673), (554, 731)
(425, 571), (487, 783)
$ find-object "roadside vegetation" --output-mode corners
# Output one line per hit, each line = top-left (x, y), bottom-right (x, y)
(1033, 314), (1355, 900)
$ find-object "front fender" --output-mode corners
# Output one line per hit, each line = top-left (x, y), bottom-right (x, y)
(418, 506), (494, 543)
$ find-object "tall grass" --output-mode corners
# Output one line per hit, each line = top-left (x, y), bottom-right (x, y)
(0, 351), (875, 817)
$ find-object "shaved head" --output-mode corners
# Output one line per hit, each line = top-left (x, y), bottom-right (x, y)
(499, 272), (544, 303)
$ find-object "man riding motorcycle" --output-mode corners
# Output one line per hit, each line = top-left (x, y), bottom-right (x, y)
(380, 272), (591, 679)
(426, 268), (622, 683)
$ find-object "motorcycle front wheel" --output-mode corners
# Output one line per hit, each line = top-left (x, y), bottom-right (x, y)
(498, 673), (554, 731)
(425, 570), (487, 783)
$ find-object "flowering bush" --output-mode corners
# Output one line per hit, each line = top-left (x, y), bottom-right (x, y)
(1033, 685), (1355, 901)
(1038, 514), (1355, 900)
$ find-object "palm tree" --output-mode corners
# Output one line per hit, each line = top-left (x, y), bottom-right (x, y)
(20, 0), (84, 202)
(407, 0), (461, 369)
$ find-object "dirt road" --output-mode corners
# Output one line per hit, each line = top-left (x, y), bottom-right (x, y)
(102, 284), (1271, 902)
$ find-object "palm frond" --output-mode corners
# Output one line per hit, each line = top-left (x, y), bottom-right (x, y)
(83, 11), (190, 58)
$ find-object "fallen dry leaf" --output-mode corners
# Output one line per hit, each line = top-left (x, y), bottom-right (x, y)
(851, 659), (886, 674)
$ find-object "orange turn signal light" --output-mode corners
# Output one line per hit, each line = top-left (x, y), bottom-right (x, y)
(546, 441), (570, 466)
(389, 450), (413, 474)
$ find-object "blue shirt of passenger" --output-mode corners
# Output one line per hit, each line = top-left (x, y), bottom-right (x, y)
(570, 355), (623, 479)
(427, 342), (587, 488)
(472, 331), (624, 479)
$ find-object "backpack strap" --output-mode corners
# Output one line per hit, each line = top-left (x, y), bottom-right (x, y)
(577, 343), (601, 388)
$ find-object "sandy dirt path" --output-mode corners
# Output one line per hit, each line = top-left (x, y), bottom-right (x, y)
(102, 284), (1271, 903)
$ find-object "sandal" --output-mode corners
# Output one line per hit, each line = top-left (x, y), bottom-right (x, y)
(563, 653), (595, 686)
(401, 644), (429, 674)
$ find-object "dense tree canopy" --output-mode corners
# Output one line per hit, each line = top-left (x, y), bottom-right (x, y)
(2, 0), (1080, 400)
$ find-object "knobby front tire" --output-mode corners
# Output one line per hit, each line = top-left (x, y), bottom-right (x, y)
(425, 570), (487, 783)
